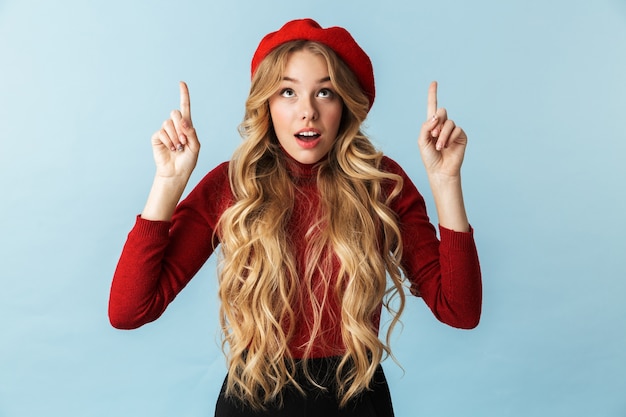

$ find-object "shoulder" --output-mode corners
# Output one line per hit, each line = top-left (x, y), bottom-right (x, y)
(200, 160), (230, 181)
(379, 155), (426, 210)
(182, 161), (233, 209)
(380, 155), (416, 190)
(380, 155), (408, 177)
(193, 161), (231, 191)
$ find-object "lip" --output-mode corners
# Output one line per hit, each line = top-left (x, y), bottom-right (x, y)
(295, 128), (321, 136)
(294, 128), (322, 149)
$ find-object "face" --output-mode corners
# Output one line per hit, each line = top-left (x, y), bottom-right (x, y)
(269, 49), (343, 165)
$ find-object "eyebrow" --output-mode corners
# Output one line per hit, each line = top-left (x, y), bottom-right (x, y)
(281, 76), (331, 84)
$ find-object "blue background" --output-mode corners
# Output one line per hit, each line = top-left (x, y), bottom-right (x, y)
(1, 1), (625, 416)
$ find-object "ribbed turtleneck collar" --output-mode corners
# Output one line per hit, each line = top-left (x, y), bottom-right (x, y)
(282, 150), (323, 180)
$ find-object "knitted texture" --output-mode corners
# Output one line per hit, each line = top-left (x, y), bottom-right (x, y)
(109, 156), (482, 357)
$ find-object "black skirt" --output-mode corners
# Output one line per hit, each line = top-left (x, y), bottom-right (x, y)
(214, 357), (395, 417)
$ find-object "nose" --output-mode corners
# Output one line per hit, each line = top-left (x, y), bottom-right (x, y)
(300, 97), (318, 121)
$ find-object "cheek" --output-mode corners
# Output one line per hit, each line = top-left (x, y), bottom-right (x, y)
(329, 106), (343, 133)
(269, 103), (290, 130)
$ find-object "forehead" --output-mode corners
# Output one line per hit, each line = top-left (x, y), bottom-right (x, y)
(281, 49), (330, 79)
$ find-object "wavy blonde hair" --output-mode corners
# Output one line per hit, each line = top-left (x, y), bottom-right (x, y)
(216, 41), (406, 409)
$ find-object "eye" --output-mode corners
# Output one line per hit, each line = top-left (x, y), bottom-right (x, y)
(280, 88), (295, 98)
(317, 88), (335, 98)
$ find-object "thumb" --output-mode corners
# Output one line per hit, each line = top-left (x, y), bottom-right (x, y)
(418, 115), (438, 149)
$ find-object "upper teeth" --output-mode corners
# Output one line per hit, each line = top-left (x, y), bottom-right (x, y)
(299, 131), (317, 137)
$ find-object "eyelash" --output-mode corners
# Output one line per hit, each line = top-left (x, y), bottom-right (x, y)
(279, 88), (335, 98)
(318, 88), (334, 98)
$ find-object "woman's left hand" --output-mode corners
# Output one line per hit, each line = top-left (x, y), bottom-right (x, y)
(417, 81), (467, 179)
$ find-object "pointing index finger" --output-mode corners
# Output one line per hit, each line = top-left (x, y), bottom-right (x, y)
(427, 81), (438, 119)
(179, 81), (192, 122)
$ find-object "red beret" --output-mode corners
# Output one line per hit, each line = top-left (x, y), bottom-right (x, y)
(251, 18), (375, 110)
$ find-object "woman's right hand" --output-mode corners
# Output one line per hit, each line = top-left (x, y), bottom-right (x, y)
(151, 81), (200, 179)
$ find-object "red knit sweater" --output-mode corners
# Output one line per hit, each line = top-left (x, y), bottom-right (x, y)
(109, 156), (482, 357)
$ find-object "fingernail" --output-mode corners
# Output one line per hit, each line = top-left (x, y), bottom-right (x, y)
(179, 134), (187, 145)
(177, 144), (184, 152)
(431, 115), (438, 123)
(170, 146), (177, 152)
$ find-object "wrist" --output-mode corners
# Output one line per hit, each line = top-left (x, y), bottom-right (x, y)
(428, 175), (470, 233)
(427, 171), (462, 192)
(141, 176), (190, 221)
(152, 173), (191, 190)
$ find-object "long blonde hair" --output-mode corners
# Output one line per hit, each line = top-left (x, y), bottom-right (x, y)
(216, 41), (406, 409)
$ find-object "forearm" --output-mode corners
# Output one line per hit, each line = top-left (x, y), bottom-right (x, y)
(393, 168), (480, 328)
(109, 217), (172, 329)
(427, 173), (469, 232)
(141, 175), (191, 221)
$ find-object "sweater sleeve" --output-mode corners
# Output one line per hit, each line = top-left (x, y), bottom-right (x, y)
(384, 157), (482, 329)
(108, 162), (231, 329)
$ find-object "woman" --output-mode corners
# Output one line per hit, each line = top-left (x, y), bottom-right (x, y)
(109, 18), (482, 416)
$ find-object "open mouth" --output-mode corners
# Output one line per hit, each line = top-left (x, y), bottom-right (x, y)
(294, 130), (322, 149)
(295, 131), (320, 141)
